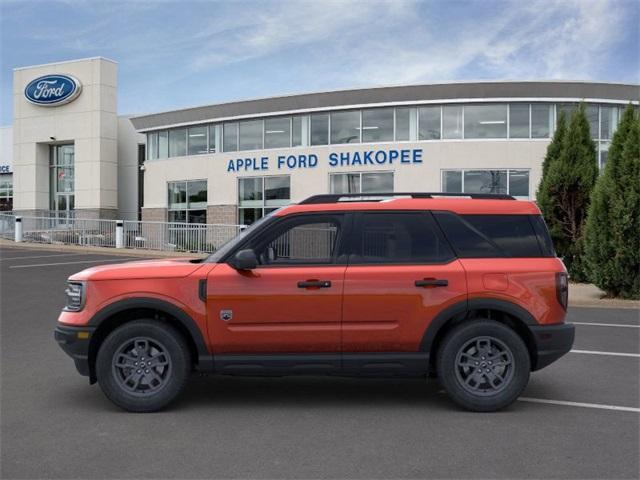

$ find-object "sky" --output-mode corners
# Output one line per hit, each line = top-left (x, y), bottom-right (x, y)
(1, 0), (638, 126)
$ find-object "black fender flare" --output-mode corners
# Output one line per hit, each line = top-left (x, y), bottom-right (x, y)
(419, 297), (537, 353)
(88, 297), (213, 372)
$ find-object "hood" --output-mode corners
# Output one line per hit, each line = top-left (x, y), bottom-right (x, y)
(69, 257), (206, 281)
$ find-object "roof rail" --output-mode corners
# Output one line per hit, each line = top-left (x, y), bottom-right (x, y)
(299, 192), (515, 204)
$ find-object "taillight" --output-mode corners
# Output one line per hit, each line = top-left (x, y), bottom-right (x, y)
(556, 272), (568, 310)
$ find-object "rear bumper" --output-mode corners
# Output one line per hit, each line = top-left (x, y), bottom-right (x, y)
(530, 322), (575, 371)
(54, 325), (95, 378)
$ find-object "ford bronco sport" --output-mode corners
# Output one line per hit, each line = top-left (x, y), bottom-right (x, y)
(55, 193), (574, 412)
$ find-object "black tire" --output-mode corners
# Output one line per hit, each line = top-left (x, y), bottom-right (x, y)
(436, 319), (530, 412)
(96, 320), (191, 412)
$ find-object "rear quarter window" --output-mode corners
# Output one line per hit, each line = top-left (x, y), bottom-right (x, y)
(434, 212), (552, 258)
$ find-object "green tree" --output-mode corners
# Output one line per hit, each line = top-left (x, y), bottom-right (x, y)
(537, 104), (598, 281)
(584, 106), (640, 298)
(539, 111), (567, 181)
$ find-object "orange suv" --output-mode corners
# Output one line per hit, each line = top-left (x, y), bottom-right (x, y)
(55, 193), (574, 412)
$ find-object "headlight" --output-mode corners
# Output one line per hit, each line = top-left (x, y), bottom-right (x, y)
(64, 281), (85, 312)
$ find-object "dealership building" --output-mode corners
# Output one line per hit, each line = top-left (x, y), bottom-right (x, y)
(3, 57), (638, 224)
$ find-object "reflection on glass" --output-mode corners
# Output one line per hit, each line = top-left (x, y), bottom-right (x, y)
(443, 106), (463, 139)
(464, 104), (507, 139)
(395, 108), (411, 141)
(331, 111), (360, 144)
(239, 120), (263, 150)
(223, 123), (238, 152)
(464, 170), (507, 194)
(158, 131), (168, 158)
(362, 172), (393, 192)
(330, 173), (360, 194)
(310, 114), (329, 145)
(442, 170), (462, 193)
(169, 129), (187, 157)
(265, 118), (291, 149)
(292, 116), (303, 146)
(509, 104), (529, 138)
(419, 106), (441, 140)
(362, 108), (393, 143)
(265, 176), (290, 205)
(531, 104), (552, 138)
(509, 170), (529, 197)
(187, 126), (207, 155)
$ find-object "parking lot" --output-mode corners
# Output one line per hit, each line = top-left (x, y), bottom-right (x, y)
(1, 245), (638, 479)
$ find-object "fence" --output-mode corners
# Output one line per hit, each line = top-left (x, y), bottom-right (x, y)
(1, 214), (245, 254)
(123, 220), (244, 252)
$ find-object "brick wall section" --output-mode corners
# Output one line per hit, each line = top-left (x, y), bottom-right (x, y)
(207, 205), (237, 225)
(141, 208), (167, 223)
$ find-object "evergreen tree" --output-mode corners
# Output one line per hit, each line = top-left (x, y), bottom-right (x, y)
(540, 111), (567, 181)
(537, 104), (598, 281)
(585, 106), (640, 298)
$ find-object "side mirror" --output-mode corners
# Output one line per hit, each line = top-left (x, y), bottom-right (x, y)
(230, 249), (258, 270)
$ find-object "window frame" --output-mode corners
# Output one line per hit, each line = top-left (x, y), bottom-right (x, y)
(329, 171), (394, 194)
(440, 168), (531, 199)
(238, 175), (291, 225)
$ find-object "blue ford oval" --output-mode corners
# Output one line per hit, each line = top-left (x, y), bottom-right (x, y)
(24, 74), (82, 106)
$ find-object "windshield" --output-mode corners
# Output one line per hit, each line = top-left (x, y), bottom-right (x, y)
(205, 210), (278, 263)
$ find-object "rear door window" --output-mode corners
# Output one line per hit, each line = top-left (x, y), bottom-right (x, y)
(434, 212), (548, 258)
(350, 212), (454, 264)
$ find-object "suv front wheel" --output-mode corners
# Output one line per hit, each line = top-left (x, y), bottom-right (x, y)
(437, 319), (530, 412)
(96, 320), (191, 412)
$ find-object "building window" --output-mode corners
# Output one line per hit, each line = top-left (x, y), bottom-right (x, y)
(187, 126), (208, 155)
(419, 106), (441, 140)
(329, 171), (394, 194)
(168, 180), (207, 223)
(292, 116), (303, 146)
(362, 108), (394, 143)
(50, 144), (75, 214)
(443, 105), (463, 139)
(442, 169), (530, 198)
(223, 122), (239, 152)
(310, 114), (329, 145)
(239, 120), (263, 151)
(330, 110), (360, 144)
(0, 174), (12, 211)
(464, 104), (507, 139)
(586, 105), (599, 140)
(509, 104), (529, 138)
(147, 132), (158, 160)
(238, 176), (290, 225)
(395, 107), (411, 141)
(208, 125), (217, 153)
(265, 117), (291, 149)
(600, 106), (619, 140)
(168, 128), (187, 157)
(158, 131), (168, 159)
(531, 104), (552, 138)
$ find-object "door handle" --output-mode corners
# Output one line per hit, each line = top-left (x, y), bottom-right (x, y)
(415, 278), (448, 287)
(297, 280), (332, 289)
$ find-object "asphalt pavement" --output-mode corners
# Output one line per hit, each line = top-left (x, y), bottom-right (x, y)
(1, 245), (638, 479)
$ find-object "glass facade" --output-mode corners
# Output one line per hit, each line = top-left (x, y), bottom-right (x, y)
(50, 144), (75, 215)
(0, 174), (12, 211)
(144, 102), (625, 168)
(442, 169), (530, 199)
(330, 171), (394, 194)
(238, 176), (290, 225)
(168, 180), (207, 223)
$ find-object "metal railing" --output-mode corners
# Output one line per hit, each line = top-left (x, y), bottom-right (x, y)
(123, 220), (245, 253)
(0, 213), (15, 240)
(1, 213), (245, 254)
(20, 216), (118, 248)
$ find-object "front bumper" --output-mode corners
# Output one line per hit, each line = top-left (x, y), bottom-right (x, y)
(54, 325), (95, 378)
(530, 322), (575, 371)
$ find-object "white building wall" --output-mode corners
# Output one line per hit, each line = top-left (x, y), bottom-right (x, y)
(12, 57), (118, 216)
(117, 116), (144, 220)
(142, 140), (549, 212)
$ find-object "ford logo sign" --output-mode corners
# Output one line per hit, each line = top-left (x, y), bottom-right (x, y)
(24, 74), (82, 106)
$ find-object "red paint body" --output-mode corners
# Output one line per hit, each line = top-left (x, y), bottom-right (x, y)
(58, 198), (567, 356)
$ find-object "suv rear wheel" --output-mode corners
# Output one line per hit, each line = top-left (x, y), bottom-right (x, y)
(96, 320), (190, 412)
(437, 319), (530, 412)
